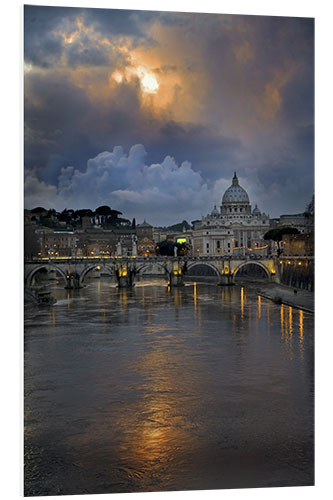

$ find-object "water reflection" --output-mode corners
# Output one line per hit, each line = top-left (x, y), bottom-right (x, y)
(25, 279), (314, 495)
(240, 287), (244, 320)
(193, 282), (197, 312)
(257, 295), (261, 319)
(299, 309), (304, 361)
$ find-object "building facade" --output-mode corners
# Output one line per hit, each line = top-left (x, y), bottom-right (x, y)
(192, 173), (271, 257)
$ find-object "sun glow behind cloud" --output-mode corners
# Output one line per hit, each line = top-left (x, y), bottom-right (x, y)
(136, 66), (159, 93)
(111, 65), (159, 94)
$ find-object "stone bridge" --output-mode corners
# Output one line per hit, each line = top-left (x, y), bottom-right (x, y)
(24, 256), (278, 288)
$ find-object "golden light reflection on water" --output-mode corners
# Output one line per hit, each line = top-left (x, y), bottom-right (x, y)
(280, 304), (295, 360)
(257, 295), (261, 319)
(193, 282), (197, 312)
(119, 289), (128, 311)
(240, 287), (244, 320)
(289, 306), (293, 336)
(67, 290), (71, 311)
(299, 309), (304, 360)
(173, 288), (182, 310)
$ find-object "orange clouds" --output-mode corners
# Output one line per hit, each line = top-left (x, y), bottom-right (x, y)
(256, 66), (299, 122)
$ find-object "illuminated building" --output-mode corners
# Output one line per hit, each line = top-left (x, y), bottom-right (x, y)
(192, 172), (270, 256)
(136, 220), (154, 240)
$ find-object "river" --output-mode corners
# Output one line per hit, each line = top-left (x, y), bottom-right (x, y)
(24, 278), (314, 495)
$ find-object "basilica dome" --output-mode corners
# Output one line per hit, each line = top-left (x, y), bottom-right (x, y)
(222, 172), (249, 204)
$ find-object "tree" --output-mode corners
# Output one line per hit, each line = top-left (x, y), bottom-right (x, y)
(304, 195), (314, 219)
(264, 227), (300, 255)
(31, 207), (46, 213)
(95, 205), (115, 216)
(132, 218), (136, 229)
(155, 240), (190, 256)
(167, 220), (191, 232)
(264, 227), (300, 241)
(75, 209), (93, 218)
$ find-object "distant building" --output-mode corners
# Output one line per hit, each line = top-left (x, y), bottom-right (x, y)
(136, 220), (154, 240)
(192, 172), (270, 257)
(281, 232), (314, 257)
(278, 213), (313, 234)
(137, 237), (156, 256)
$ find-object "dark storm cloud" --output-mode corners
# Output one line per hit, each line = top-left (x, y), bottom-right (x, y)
(24, 66), (242, 185)
(24, 6), (314, 222)
(150, 121), (243, 179)
(24, 70), (97, 182)
(80, 8), (157, 40)
(24, 5), (155, 69)
(24, 5), (77, 67)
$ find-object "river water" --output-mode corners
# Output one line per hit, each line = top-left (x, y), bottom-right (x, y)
(24, 278), (314, 495)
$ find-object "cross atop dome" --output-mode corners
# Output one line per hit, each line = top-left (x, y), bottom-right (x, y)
(232, 172), (239, 186)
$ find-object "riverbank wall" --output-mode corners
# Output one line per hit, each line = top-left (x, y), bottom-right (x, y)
(255, 282), (314, 313)
(276, 256), (314, 292)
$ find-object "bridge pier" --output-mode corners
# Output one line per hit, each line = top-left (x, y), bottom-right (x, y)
(167, 260), (185, 287)
(218, 273), (235, 286)
(115, 263), (136, 288)
(169, 273), (184, 287)
(65, 273), (81, 289)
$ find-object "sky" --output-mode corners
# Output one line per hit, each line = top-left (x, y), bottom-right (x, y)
(24, 5), (314, 226)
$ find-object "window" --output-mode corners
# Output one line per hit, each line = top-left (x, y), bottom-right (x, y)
(240, 207), (243, 212)
(217, 240), (220, 248)
(227, 243), (230, 248)
(206, 243), (209, 249)
(235, 208), (237, 212)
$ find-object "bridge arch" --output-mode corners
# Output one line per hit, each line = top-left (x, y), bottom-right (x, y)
(135, 262), (168, 276)
(25, 264), (67, 287)
(79, 263), (115, 286)
(232, 261), (271, 280)
(186, 262), (220, 277)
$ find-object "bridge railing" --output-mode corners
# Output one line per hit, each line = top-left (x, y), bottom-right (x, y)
(25, 254), (274, 265)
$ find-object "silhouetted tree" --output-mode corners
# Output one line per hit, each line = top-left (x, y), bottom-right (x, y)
(155, 240), (190, 256)
(31, 207), (47, 213)
(264, 227), (300, 256)
(95, 205), (113, 216)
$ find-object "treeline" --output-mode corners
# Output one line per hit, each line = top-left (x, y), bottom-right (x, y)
(28, 205), (133, 229)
